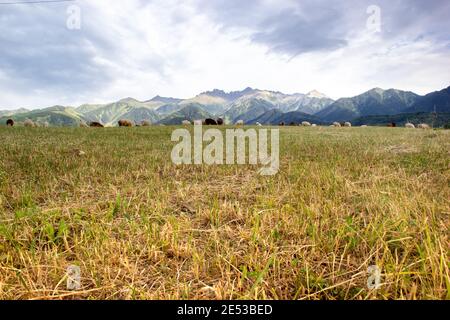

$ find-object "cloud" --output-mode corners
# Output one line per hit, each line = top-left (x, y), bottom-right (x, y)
(0, 0), (449, 108)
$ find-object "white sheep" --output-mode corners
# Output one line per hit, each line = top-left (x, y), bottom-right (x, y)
(302, 121), (312, 127)
(311, 124), (317, 127)
(256, 122), (262, 126)
(194, 120), (202, 126)
(332, 122), (341, 127)
(405, 123), (415, 129)
(344, 122), (352, 127)
(361, 125), (368, 128)
(418, 123), (430, 129)
(24, 119), (35, 127)
(235, 120), (244, 126)
(182, 120), (192, 126)
(141, 120), (151, 126)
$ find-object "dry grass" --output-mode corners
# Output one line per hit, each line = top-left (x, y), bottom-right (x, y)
(0, 126), (449, 300)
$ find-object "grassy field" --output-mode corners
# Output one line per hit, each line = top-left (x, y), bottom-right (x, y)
(0, 126), (448, 300)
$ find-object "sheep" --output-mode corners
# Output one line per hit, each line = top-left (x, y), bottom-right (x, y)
(235, 120), (244, 126)
(388, 122), (397, 127)
(418, 123), (430, 129)
(24, 119), (35, 127)
(118, 119), (134, 127)
(311, 124), (317, 127)
(204, 118), (218, 125)
(194, 120), (203, 126)
(41, 122), (49, 128)
(344, 122), (352, 127)
(79, 122), (89, 128)
(256, 122), (262, 126)
(182, 120), (192, 126)
(405, 123), (415, 129)
(217, 118), (224, 125)
(302, 121), (312, 127)
(333, 122), (341, 127)
(141, 120), (151, 126)
(361, 125), (368, 128)
(6, 119), (14, 127)
(279, 122), (285, 126)
(90, 122), (104, 128)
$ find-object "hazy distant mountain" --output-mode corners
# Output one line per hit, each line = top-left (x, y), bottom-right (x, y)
(316, 88), (420, 122)
(404, 86), (450, 113)
(278, 92), (334, 114)
(221, 88), (333, 123)
(306, 90), (329, 99)
(200, 87), (258, 101)
(0, 108), (29, 117)
(158, 103), (213, 125)
(146, 95), (183, 105)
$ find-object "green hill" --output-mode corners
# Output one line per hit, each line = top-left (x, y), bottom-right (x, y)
(404, 86), (450, 113)
(0, 106), (86, 126)
(158, 103), (212, 125)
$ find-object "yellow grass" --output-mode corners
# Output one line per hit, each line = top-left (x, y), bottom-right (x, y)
(0, 126), (448, 300)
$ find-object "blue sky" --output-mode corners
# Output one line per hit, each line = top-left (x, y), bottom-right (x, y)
(0, 0), (449, 109)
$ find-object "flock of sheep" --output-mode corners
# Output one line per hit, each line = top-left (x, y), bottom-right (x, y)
(4, 118), (432, 129)
(5, 119), (48, 127)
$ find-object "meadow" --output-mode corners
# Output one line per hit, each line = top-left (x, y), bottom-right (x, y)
(0, 126), (448, 300)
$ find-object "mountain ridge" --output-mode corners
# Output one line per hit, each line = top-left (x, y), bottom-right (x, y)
(1, 86), (449, 127)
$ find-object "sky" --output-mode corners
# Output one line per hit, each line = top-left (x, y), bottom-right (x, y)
(0, 0), (449, 109)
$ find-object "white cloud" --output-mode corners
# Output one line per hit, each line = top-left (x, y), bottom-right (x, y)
(0, 0), (449, 109)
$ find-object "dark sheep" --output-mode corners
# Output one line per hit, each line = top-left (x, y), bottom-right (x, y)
(388, 122), (397, 127)
(90, 122), (104, 128)
(204, 118), (218, 125)
(6, 119), (14, 127)
(118, 119), (134, 127)
(217, 118), (224, 125)
(279, 122), (285, 126)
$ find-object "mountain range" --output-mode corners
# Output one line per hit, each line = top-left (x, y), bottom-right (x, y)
(1, 86), (449, 127)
